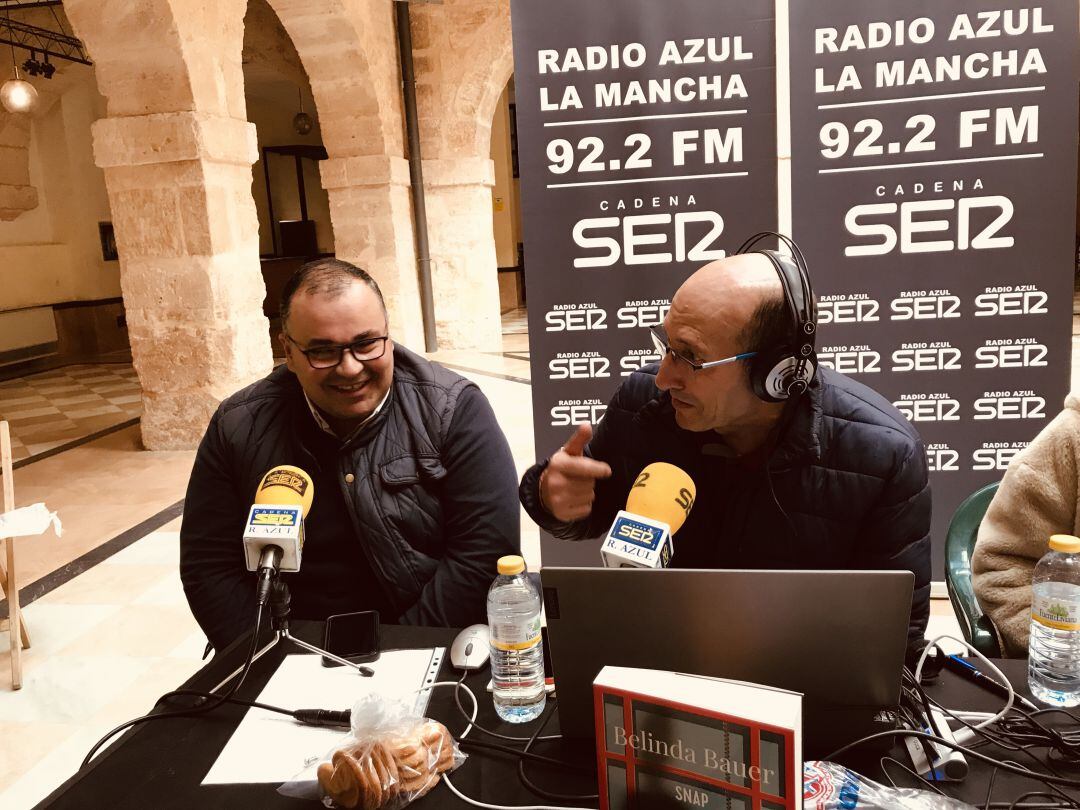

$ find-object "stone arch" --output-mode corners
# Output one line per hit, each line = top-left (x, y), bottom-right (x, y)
(266, 0), (424, 347)
(63, 0), (271, 449)
(412, 0), (514, 349)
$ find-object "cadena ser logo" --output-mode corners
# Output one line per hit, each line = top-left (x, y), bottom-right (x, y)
(973, 390), (1046, 421)
(973, 441), (1029, 471)
(548, 351), (611, 380)
(545, 303), (607, 331)
(974, 338), (1048, 368)
(817, 292), (879, 324)
(620, 347), (662, 376)
(611, 516), (662, 550)
(926, 443), (959, 472)
(890, 289), (961, 321)
(892, 341), (961, 372)
(817, 345), (881, 374)
(893, 393), (960, 422)
(551, 399), (607, 427)
(974, 284), (1048, 317)
(261, 469), (308, 496)
(617, 299), (670, 329)
(249, 507), (300, 527)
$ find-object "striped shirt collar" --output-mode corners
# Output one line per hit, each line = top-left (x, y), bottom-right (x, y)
(303, 386), (391, 441)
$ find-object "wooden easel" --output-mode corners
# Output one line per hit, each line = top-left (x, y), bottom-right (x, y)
(0, 421), (30, 689)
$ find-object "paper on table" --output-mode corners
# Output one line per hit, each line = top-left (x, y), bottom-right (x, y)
(0, 503), (62, 538)
(202, 647), (444, 785)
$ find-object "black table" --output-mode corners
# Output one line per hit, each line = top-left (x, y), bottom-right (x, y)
(36, 624), (1079, 808)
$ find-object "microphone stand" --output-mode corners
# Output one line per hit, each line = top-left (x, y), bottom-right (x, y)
(211, 578), (373, 694)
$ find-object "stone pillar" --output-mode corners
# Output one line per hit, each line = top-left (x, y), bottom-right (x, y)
(92, 111), (272, 449)
(320, 154), (425, 349)
(0, 113), (38, 220)
(410, 0), (513, 351)
(422, 157), (502, 349)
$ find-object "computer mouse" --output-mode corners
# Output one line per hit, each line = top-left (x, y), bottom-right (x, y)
(450, 624), (490, 671)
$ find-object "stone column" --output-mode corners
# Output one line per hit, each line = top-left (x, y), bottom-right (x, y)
(422, 157), (502, 350)
(0, 113), (38, 220)
(320, 154), (425, 349)
(92, 111), (272, 450)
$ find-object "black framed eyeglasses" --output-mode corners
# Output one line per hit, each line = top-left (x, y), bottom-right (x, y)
(285, 333), (389, 369)
(649, 327), (756, 372)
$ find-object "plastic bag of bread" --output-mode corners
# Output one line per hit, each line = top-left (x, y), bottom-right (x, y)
(288, 692), (466, 809)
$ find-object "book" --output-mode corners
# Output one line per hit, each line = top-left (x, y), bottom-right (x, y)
(594, 666), (802, 810)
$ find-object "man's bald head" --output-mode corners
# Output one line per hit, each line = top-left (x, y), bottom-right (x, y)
(655, 251), (798, 441)
(670, 252), (788, 358)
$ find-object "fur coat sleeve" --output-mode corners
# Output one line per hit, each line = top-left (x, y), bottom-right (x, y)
(972, 393), (1080, 657)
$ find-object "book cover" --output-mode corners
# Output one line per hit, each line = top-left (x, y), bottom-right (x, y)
(594, 666), (802, 810)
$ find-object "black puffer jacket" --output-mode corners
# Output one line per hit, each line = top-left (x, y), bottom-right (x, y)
(520, 365), (932, 645)
(181, 346), (520, 650)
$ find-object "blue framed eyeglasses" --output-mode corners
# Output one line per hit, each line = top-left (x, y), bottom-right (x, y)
(649, 327), (757, 372)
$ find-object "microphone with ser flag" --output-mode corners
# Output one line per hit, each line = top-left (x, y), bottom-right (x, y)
(242, 465), (314, 603)
(601, 462), (696, 569)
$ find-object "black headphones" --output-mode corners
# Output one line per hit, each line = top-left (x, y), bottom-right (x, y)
(734, 232), (817, 403)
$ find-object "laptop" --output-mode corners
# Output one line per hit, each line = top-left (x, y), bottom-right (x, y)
(540, 568), (914, 757)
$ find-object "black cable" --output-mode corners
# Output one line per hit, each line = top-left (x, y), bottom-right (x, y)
(157, 689), (296, 719)
(452, 671), (560, 744)
(983, 764), (1000, 810)
(79, 602), (266, 770)
(516, 699), (599, 803)
(825, 730), (1080, 789)
(879, 755), (947, 795)
(1007, 792), (1076, 810)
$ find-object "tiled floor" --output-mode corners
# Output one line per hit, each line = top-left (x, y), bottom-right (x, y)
(0, 364), (143, 462)
(2, 304), (1077, 807)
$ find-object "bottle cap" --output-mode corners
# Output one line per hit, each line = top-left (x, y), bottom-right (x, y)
(1048, 534), (1080, 553)
(497, 555), (526, 575)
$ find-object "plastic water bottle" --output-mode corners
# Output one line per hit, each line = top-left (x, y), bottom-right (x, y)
(487, 555), (546, 723)
(1028, 534), (1080, 707)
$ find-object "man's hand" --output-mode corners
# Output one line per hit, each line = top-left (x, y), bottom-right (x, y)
(539, 423), (612, 522)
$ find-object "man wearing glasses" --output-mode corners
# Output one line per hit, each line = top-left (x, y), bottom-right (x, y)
(519, 251), (931, 648)
(181, 258), (520, 651)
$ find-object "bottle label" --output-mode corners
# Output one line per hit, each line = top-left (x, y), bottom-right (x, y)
(491, 616), (542, 651)
(1032, 594), (1080, 631)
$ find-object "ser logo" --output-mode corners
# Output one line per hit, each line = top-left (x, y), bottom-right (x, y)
(548, 352), (611, 380)
(817, 345), (881, 374)
(974, 338), (1048, 368)
(617, 299), (670, 329)
(893, 394), (960, 422)
(890, 290), (961, 321)
(974, 285), (1048, 317)
(545, 303), (607, 332)
(551, 399), (607, 427)
(973, 391), (1046, 421)
(926, 443), (959, 472)
(817, 294), (879, 324)
(973, 442), (1029, 471)
(892, 342), (962, 372)
(620, 347), (661, 376)
(572, 210), (725, 269)
(614, 518), (660, 549)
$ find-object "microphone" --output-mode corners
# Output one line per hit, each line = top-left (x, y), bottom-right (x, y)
(601, 462), (695, 569)
(242, 465), (314, 603)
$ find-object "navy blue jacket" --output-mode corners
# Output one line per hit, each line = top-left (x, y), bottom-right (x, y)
(520, 365), (932, 646)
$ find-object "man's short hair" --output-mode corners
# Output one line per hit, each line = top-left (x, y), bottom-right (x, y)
(280, 258), (386, 327)
(741, 294), (792, 358)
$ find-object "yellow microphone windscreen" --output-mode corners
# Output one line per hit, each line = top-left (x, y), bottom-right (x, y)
(625, 462), (696, 534)
(255, 465), (314, 517)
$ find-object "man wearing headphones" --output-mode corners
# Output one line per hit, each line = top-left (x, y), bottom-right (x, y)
(519, 240), (932, 649)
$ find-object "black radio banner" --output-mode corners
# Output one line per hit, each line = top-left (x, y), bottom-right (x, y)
(789, 1), (1079, 579)
(511, 0), (779, 566)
